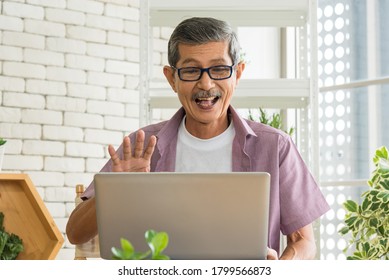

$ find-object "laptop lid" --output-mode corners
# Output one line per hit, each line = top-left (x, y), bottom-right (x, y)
(94, 172), (270, 260)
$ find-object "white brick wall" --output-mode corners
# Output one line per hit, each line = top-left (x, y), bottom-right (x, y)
(3, 61), (46, 79)
(0, 45), (23, 61)
(24, 49), (65, 66)
(3, 31), (45, 49)
(67, 0), (104, 15)
(3, 2), (45, 20)
(46, 8), (86, 25)
(0, 0), (168, 260)
(27, 79), (67, 96)
(46, 37), (86, 54)
(3, 92), (46, 109)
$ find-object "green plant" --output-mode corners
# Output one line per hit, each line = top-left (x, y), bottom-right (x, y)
(0, 138), (6, 146)
(339, 146), (389, 260)
(248, 108), (295, 136)
(0, 212), (24, 260)
(111, 229), (170, 260)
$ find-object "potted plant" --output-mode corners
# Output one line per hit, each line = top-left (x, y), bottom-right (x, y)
(0, 138), (6, 171)
(111, 229), (169, 260)
(0, 212), (24, 260)
(339, 146), (389, 260)
(248, 108), (295, 136)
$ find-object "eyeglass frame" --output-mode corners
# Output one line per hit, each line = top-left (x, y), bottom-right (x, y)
(170, 64), (235, 82)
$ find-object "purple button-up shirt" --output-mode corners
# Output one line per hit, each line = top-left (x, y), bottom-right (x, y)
(83, 106), (330, 255)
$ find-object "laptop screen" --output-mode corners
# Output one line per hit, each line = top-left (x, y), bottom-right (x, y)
(94, 172), (270, 260)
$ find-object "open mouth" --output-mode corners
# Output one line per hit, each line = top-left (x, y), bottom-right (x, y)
(192, 91), (221, 110)
(195, 96), (220, 109)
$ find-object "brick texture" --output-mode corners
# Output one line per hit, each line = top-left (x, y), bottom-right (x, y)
(0, 0), (168, 260)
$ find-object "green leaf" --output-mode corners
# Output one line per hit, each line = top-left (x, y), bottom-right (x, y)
(251, 108), (294, 136)
(361, 198), (371, 211)
(338, 226), (350, 235)
(370, 201), (381, 211)
(111, 238), (136, 260)
(120, 238), (134, 253)
(0, 231), (10, 257)
(380, 181), (389, 192)
(381, 172), (389, 179)
(361, 210), (373, 218)
(382, 193), (389, 203)
(347, 255), (361, 260)
(259, 108), (269, 124)
(0, 212), (24, 260)
(247, 109), (255, 121)
(133, 250), (151, 260)
(0, 212), (4, 230)
(362, 242), (370, 253)
(111, 247), (126, 260)
(369, 190), (380, 199)
(377, 225), (385, 236)
(161, 255), (170, 260)
(145, 229), (157, 244)
(377, 191), (389, 203)
(354, 219), (364, 231)
(376, 146), (388, 159)
(367, 247), (379, 259)
(111, 230), (170, 260)
(344, 200), (358, 213)
(369, 218), (379, 228)
(339, 147), (389, 260)
(345, 216), (358, 228)
(149, 231), (169, 258)
(153, 254), (170, 260)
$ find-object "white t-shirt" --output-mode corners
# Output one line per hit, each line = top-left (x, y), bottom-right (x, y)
(175, 117), (235, 172)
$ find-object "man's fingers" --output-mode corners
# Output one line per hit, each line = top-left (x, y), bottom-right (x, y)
(109, 132), (155, 171)
(122, 136), (131, 161)
(143, 135), (157, 161)
(267, 248), (278, 260)
(108, 144), (121, 166)
(134, 130), (145, 158)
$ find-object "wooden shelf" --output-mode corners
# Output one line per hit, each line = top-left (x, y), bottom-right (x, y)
(0, 174), (64, 260)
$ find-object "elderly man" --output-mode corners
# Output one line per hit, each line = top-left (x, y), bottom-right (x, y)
(66, 17), (329, 260)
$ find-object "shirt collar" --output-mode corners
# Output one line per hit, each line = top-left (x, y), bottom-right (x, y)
(155, 105), (256, 150)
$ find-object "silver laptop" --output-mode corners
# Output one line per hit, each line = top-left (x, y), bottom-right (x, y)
(94, 172), (270, 260)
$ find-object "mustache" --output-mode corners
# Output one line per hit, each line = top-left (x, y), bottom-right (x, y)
(191, 90), (222, 101)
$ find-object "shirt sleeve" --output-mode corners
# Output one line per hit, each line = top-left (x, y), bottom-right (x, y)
(278, 136), (330, 235)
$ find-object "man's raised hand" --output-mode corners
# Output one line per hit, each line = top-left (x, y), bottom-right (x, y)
(108, 130), (157, 172)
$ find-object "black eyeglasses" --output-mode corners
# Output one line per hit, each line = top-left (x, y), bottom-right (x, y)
(171, 65), (234, 81)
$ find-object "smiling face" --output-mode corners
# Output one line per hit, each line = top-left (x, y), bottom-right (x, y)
(164, 41), (245, 139)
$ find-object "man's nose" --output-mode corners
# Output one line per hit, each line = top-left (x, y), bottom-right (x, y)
(196, 70), (215, 90)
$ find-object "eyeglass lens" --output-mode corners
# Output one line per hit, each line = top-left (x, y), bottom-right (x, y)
(179, 66), (232, 81)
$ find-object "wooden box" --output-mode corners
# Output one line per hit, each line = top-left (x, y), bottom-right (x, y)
(0, 174), (64, 259)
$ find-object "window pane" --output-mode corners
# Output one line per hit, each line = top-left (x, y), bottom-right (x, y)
(318, 0), (389, 260)
(383, 87), (389, 146)
(379, 0), (389, 77)
(319, 0), (389, 86)
(318, 85), (389, 181)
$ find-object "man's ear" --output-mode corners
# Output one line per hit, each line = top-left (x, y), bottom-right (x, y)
(163, 66), (177, 93)
(235, 62), (245, 85)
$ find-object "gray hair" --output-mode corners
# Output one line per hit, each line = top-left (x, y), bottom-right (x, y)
(167, 17), (240, 67)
